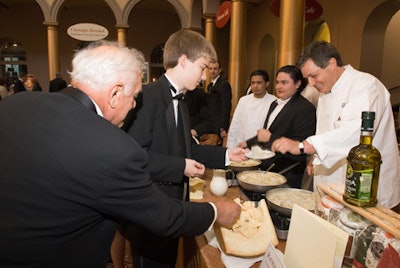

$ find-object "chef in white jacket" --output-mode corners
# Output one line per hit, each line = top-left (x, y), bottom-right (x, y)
(226, 70), (276, 148)
(271, 41), (400, 210)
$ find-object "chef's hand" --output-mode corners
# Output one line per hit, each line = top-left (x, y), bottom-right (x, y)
(271, 137), (300, 155)
(257, 129), (271, 143)
(237, 141), (248, 149)
(213, 200), (241, 227)
(306, 155), (315, 175)
(227, 147), (250, 162)
(184, 159), (205, 177)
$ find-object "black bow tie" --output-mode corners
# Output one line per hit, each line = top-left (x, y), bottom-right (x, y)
(173, 93), (185, 100)
(170, 84), (185, 100)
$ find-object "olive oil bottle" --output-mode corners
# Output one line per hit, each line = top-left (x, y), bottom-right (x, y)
(343, 111), (382, 207)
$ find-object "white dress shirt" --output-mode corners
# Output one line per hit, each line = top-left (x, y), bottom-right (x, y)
(265, 98), (290, 129)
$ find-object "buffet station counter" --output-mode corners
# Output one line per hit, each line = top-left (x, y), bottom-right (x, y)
(183, 168), (286, 268)
(182, 168), (400, 268)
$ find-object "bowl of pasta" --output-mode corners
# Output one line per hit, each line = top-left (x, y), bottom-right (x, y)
(236, 170), (287, 193)
(265, 188), (316, 217)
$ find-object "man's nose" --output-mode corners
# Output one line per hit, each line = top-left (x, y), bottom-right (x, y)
(308, 77), (315, 87)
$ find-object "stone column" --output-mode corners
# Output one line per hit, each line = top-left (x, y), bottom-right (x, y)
(116, 25), (129, 46)
(204, 15), (217, 91)
(277, 0), (305, 67)
(228, 0), (247, 111)
(44, 22), (59, 81)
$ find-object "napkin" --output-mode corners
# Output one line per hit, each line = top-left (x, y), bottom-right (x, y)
(206, 229), (264, 268)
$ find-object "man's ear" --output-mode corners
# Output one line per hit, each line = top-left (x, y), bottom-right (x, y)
(109, 84), (123, 109)
(178, 54), (188, 68)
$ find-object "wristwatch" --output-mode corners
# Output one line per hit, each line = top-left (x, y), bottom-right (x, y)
(299, 141), (305, 154)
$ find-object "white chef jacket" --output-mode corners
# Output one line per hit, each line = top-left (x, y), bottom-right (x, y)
(226, 93), (276, 148)
(306, 65), (400, 208)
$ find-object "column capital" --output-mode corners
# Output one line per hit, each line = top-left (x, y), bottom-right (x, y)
(203, 13), (216, 18)
(115, 24), (130, 29)
(43, 21), (59, 27)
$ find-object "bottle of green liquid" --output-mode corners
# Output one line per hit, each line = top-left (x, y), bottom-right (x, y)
(343, 111), (382, 207)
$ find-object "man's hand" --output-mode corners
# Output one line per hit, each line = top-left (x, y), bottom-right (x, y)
(227, 147), (250, 162)
(306, 155), (314, 175)
(220, 129), (227, 139)
(213, 200), (241, 227)
(257, 129), (271, 143)
(271, 137), (300, 155)
(184, 159), (205, 177)
(191, 129), (198, 137)
(236, 141), (248, 149)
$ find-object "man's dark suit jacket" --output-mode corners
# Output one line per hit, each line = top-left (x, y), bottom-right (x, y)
(49, 77), (67, 92)
(0, 90), (215, 268)
(194, 76), (232, 136)
(246, 92), (316, 188)
(121, 74), (227, 263)
(13, 79), (26, 93)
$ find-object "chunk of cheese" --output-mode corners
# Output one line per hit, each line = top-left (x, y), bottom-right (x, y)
(214, 198), (278, 257)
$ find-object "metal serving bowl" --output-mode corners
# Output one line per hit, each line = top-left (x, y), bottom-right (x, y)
(236, 170), (287, 193)
(228, 159), (261, 173)
(265, 188), (316, 217)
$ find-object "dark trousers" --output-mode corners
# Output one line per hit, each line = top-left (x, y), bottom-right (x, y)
(120, 222), (179, 268)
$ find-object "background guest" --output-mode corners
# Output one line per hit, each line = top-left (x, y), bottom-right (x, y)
(0, 78), (9, 100)
(12, 72), (27, 93)
(226, 69), (276, 148)
(191, 59), (232, 145)
(24, 74), (42, 92)
(49, 72), (68, 92)
(238, 65), (316, 188)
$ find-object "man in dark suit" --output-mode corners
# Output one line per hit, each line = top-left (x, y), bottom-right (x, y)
(120, 29), (248, 268)
(12, 72), (26, 93)
(0, 40), (241, 268)
(49, 72), (67, 92)
(239, 65), (316, 188)
(191, 60), (232, 143)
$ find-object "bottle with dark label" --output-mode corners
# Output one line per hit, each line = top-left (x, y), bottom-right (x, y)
(343, 111), (382, 207)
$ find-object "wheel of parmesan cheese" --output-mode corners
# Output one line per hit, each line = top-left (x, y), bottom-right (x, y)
(214, 198), (278, 257)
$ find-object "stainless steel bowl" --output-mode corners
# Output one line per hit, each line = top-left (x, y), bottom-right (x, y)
(265, 188), (316, 217)
(236, 170), (287, 193)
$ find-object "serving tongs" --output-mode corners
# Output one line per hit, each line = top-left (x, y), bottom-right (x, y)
(278, 162), (300, 175)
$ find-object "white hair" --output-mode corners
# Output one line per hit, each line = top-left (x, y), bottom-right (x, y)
(69, 40), (145, 95)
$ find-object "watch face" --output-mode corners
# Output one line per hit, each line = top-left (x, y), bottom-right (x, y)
(299, 142), (304, 153)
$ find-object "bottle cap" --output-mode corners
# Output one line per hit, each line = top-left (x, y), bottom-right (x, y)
(361, 111), (375, 131)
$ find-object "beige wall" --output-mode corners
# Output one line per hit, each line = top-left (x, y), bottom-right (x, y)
(239, 0), (400, 102)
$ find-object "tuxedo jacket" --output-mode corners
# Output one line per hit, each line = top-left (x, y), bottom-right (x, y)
(126, 74), (227, 198)
(194, 76), (232, 136)
(246, 92), (316, 187)
(0, 90), (215, 268)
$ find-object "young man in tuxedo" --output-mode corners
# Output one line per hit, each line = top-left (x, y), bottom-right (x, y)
(120, 29), (248, 268)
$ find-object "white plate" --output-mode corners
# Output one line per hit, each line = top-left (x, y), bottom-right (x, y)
(245, 150), (275, 160)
